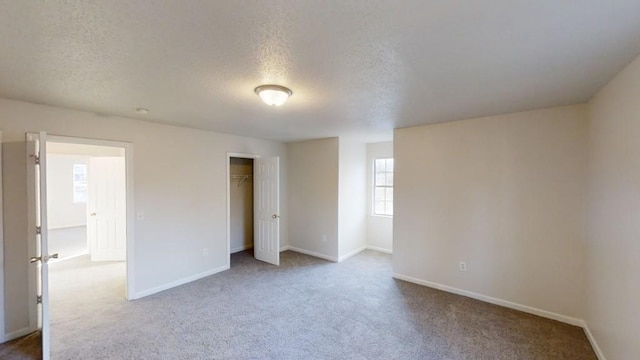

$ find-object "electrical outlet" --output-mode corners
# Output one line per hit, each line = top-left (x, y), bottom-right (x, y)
(459, 261), (467, 272)
(321, 235), (327, 242)
(136, 211), (144, 220)
(202, 248), (208, 256)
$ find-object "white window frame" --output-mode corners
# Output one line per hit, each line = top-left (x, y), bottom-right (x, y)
(373, 158), (393, 217)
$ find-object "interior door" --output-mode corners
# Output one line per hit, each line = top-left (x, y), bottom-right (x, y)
(254, 156), (280, 265)
(88, 156), (126, 261)
(26, 132), (54, 360)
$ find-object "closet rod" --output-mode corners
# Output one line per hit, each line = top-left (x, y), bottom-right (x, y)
(230, 174), (252, 187)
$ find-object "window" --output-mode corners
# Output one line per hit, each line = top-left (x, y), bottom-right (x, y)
(373, 158), (393, 216)
(73, 164), (88, 203)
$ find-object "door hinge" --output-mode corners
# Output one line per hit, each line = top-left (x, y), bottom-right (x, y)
(36, 226), (41, 235)
(31, 154), (40, 165)
(37, 295), (42, 304)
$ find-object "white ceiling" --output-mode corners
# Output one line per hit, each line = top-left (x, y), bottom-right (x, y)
(1, 1), (640, 142)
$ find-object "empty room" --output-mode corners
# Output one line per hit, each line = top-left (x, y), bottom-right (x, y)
(1, 1), (639, 360)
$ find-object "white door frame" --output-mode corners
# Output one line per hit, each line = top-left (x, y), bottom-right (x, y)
(0, 130), (4, 342)
(45, 134), (135, 300)
(226, 152), (259, 268)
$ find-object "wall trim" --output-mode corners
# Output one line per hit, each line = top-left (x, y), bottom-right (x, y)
(366, 245), (392, 254)
(279, 245), (291, 252)
(583, 322), (607, 360)
(338, 246), (366, 262)
(287, 246), (338, 262)
(392, 273), (584, 327)
(48, 224), (86, 230)
(130, 265), (229, 300)
(1, 326), (33, 344)
(230, 244), (254, 254)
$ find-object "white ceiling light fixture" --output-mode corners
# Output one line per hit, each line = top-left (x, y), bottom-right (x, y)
(136, 107), (149, 114)
(254, 84), (292, 106)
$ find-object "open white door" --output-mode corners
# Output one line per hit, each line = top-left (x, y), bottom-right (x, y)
(254, 156), (280, 265)
(88, 156), (126, 261)
(26, 132), (54, 360)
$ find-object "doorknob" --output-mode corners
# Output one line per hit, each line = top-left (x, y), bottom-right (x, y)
(29, 253), (59, 264)
(90, 213), (97, 216)
(272, 214), (280, 219)
(45, 253), (59, 262)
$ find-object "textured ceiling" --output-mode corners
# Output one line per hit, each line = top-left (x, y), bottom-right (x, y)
(1, 1), (640, 142)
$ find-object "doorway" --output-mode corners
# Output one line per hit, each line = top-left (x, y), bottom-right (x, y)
(229, 157), (254, 257)
(45, 140), (127, 356)
(25, 133), (134, 359)
(226, 152), (281, 267)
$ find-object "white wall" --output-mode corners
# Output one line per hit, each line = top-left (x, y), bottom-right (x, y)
(46, 155), (90, 259)
(0, 98), (288, 338)
(288, 137), (369, 262)
(586, 53), (640, 360)
(46, 154), (89, 229)
(366, 141), (393, 252)
(229, 158), (253, 253)
(338, 138), (367, 260)
(393, 105), (588, 321)
(2, 141), (30, 338)
(287, 138), (339, 260)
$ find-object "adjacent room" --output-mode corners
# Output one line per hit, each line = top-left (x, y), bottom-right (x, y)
(45, 140), (128, 357)
(1, 1), (639, 360)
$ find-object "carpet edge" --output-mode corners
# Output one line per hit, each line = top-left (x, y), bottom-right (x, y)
(131, 264), (229, 299)
(392, 273), (584, 326)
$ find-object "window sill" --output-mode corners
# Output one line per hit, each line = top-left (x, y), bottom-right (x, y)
(371, 214), (393, 219)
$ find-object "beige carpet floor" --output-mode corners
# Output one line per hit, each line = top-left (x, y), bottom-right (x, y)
(1, 250), (596, 359)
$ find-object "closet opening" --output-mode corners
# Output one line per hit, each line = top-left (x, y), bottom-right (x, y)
(229, 157), (255, 263)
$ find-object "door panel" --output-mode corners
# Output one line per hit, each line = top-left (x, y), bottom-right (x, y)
(254, 157), (280, 265)
(88, 156), (126, 261)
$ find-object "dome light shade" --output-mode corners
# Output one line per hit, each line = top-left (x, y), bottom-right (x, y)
(254, 84), (292, 106)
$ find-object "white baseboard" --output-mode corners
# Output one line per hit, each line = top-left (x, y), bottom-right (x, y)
(279, 245), (291, 252)
(366, 245), (392, 254)
(131, 265), (229, 299)
(392, 273), (584, 327)
(287, 246), (338, 262)
(583, 322), (606, 360)
(48, 252), (90, 264)
(338, 246), (366, 262)
(230, 244), (253, 254)
(48, 224), (86, 230)
(1, 326), (34, 343)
